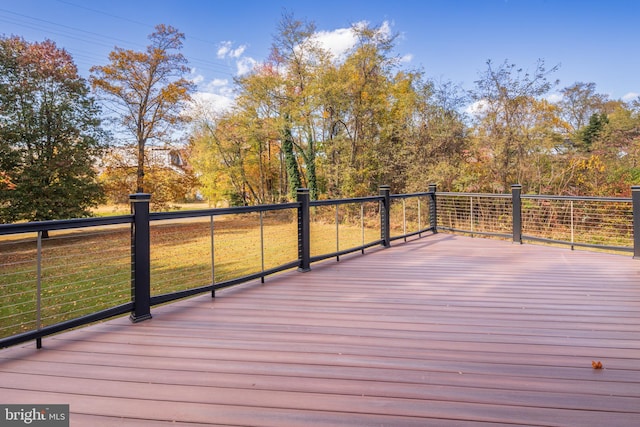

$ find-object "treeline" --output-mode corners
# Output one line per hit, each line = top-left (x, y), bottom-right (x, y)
(2, 15), (640, 225)
(190, 15), (640, 205)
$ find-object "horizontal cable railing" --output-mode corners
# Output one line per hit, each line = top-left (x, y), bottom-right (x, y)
(436, 192), (513, 239)
(309, 196), (384, 263)
(434, 188), (635, 253)
(0, 219), (133, 348)
(147, 203), (300, 306)
(521, 195), (633, 252)
(390, 192), (435, 241)
(2, 184), (639, 350)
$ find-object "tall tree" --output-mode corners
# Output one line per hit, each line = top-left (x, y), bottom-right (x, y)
(269, 13), (329, 200)
(469, 59), (560, 192)
(188, 16), (473, 201)
(233, 63), (293, 202)
(281, 116), (301, 199)
(0, 36), (105, 223)
(90, 24), (194, 193)
(596, 104), (640, 193)
(333, 22), (398, 195)
(405, 79), (469, 192)
(578, 113), (609, 152)
(558, 82), (608, 133)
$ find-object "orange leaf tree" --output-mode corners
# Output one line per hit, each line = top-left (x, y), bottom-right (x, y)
(90, 24), (194, 193)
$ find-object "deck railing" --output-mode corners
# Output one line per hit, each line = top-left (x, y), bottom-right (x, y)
(436, 184), (639, 254)
(0, 187), (436, 349)
(1, 184), (639, 349)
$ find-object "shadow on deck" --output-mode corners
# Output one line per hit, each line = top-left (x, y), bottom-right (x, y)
(1, 234), (640, 426)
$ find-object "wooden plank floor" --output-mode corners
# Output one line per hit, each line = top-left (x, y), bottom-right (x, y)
(1, 233), (640, 426)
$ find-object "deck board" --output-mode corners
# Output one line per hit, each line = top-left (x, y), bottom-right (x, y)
(1, 234), (640, 426)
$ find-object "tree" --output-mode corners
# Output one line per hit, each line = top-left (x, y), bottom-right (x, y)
(281, 116), (302, 199)
(188, 15), (474, 200)
(558, 82), (609, 133)
(594, 104), (640, 194)
(268, 13), (329, 200)
(0, 36), (105, 223)
(233, 63), (294, 202)
(578, 113), (609, 152)
(405, 79), (470, 192)
(190, 113), (264, 206)
(327, 22), (400, 196)
(90, 24), (194, 193)
(469, 59), (560, 192)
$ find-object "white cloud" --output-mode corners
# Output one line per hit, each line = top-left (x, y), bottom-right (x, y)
(189, 91), (234, 116)
(313, 27), (357, 59)
(236, 57), (257, 76)
(188, 67), (206, 85)
(622, 92), (639, 101)
(465, 99), (489, 116)
(205, 78), (229, 90)
(376, 20), (392, 38)
(229, 45), (246, 59)
(216, 42), (256, 76)
(217, 41), (247, 59)
(545, 92), (563, 103)
(400, 53), (413, 63)
(313, 20), (399, 61)
(186, 77), (236, 117)
(216, 41), (231, 59)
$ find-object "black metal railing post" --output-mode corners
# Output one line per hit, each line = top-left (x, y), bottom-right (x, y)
(429, 183), (438, 233)
(379, 185), (391, 247)
(632, 186), (640, 259)
(130, 193), (152, 322)
(297, 188), (311, 272)
(511, 184), (522, 244)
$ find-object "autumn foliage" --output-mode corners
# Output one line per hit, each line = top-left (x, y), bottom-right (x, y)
(190, 17), (640, 204)
(90, 24), (194, 194)
(3, 17), (640, 218)
(0, 36), (104, 223)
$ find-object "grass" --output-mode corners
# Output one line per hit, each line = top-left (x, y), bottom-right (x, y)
(0, 209), (382, 340)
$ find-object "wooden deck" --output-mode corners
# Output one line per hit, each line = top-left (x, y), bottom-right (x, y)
(1, 233), (640, 426)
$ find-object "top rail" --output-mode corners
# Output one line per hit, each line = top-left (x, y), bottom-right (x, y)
(310, 195), (383, 207)
(522, 194), (632, 203)
(0, 215), (133, 235)
(436, 192), (512, 199)
(436, 192), (632, 203)
(390, 192), (433, 199)
(150, 202), (300, 221)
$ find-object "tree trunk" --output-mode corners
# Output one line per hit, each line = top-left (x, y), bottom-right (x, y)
(282, 120), (301, 200)
(305, 133), (318, 200)
(137, 139), (146, 193)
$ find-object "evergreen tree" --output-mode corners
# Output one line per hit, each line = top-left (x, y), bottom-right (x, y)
(578, 113), (609, 152)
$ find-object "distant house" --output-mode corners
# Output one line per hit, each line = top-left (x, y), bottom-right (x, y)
(148, 147), (190, 174)
(95, 145), (198, 203)
(97, 145), (191, 175)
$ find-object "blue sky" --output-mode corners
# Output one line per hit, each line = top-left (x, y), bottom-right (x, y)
(1, 0), (639, 110)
